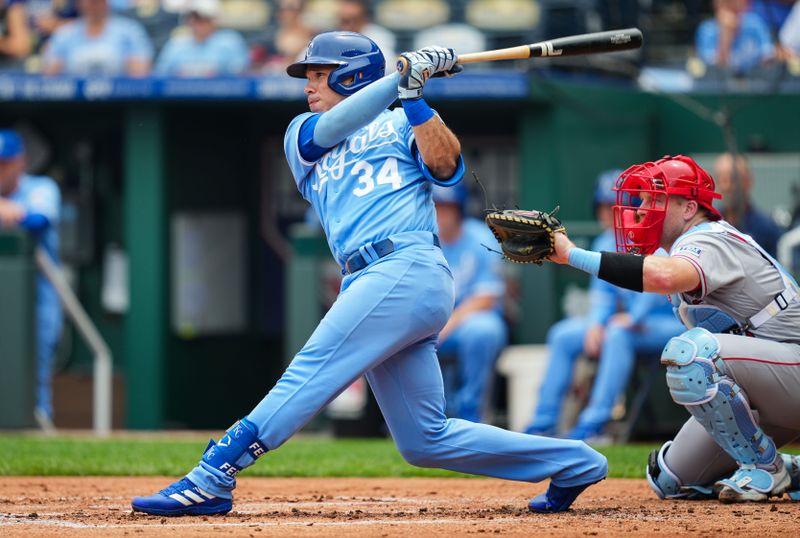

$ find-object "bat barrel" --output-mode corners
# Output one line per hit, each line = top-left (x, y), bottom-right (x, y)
(529, 28), (643, 58)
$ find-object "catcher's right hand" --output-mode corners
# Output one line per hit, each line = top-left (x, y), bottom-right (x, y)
(485, 207), (566, 265)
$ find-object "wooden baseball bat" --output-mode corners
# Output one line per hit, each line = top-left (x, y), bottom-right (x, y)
(397, 28), (643, 74)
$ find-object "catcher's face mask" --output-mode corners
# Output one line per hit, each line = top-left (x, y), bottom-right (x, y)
(613, 155), (722, 255)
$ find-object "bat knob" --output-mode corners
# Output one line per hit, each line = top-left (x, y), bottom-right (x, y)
(396, 57), (409, 75)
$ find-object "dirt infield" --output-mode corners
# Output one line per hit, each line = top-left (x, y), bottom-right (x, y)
(1, 477), (799, 536)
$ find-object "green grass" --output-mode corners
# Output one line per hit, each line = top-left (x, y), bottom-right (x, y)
(1, 434), (660, 478)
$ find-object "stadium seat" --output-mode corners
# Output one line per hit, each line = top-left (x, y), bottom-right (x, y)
(302, 0), (339, 31)
(413, 23), (487, 54)
(464, 0), (540, 32)
(218, 0), (272, 31)
(375, 0), (450, 32)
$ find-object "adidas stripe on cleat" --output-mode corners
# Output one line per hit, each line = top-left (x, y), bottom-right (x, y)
(131, 477), (232, 516)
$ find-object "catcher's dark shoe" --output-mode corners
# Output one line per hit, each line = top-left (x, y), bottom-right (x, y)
(528, 480), (599, 513)
(132, 477), (232, 516)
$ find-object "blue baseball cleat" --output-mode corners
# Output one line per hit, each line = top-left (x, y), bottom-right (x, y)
(528, 481), (598, 513)
(131, 477), (232, 516)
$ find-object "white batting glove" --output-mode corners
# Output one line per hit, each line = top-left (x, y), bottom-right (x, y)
(397, 51), (434, 99)
(397, 47), (460, 100)
(416, 46), (458, 75)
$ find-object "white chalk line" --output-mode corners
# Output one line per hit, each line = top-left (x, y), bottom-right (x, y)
(0, 513), (519, 530)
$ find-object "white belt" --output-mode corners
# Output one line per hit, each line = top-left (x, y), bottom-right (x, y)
(748, 284), (799, 329)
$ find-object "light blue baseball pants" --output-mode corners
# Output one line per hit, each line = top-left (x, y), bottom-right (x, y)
(188, 244), (607, 498)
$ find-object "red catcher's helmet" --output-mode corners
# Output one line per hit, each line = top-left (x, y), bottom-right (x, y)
(613, 155), (722, 255)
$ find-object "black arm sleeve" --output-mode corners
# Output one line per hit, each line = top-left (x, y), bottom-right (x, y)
(598, 251), (645, 292)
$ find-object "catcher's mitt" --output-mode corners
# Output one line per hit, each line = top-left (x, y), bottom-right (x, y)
(485, 207), (565, 265)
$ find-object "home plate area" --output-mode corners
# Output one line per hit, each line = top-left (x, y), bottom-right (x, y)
(1, 477), (799, 536)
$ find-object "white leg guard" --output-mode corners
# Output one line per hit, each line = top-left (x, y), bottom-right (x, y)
(660, 328), (778, 467)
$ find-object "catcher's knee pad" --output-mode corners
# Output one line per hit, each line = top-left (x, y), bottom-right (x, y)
(661, 328), (776, 466)
(201, 418), (268, 478)
(646, 441), (716, 500)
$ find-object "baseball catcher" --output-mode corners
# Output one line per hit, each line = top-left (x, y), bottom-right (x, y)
(497, 155), (800, 504)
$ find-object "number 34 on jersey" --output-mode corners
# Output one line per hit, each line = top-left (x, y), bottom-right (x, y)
(312, 157), (404, 197)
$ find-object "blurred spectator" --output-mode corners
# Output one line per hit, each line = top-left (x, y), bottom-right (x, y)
(714, 152), (784, 256)
(0, 129), (62, 431)
(433, 182), (508, 424)
(155, 0), (248, 76)
(42, 0), (153, 76)
(337, 0), (396, 68)
(696, 0), (774, 74)
(524, 170), (683, 441)
(779, 0), (800, 56)
(0, 0), (32, 68)
(254, 0), (313, 73)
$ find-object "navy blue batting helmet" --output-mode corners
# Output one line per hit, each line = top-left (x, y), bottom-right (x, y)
(287, 31), (385, 96)
(432, 181), (468, 214)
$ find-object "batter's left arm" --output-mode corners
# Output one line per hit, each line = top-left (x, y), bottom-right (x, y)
(412, 118), (461, 181)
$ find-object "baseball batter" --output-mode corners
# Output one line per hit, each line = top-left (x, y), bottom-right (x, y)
(131, 32), (607, 517)
(546, 155), (800, 503)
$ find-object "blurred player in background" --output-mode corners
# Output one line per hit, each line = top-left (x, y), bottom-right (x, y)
(433, 182), (507, 424)
(713, 152), (783, 257)
(132, 31), (607, 517)
(42, 0), (152, 76)
(547, 155), (800, 503)
(0, 129), (61, 430)
(525, 170), (683, 441)
(154, 0), (249, 77)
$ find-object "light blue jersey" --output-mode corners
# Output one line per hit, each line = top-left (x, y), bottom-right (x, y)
(43, 15), (153, 75)
(155, 29), (249, 77)
(285, 108), (442, 268)
(440, 218), (505, 308)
